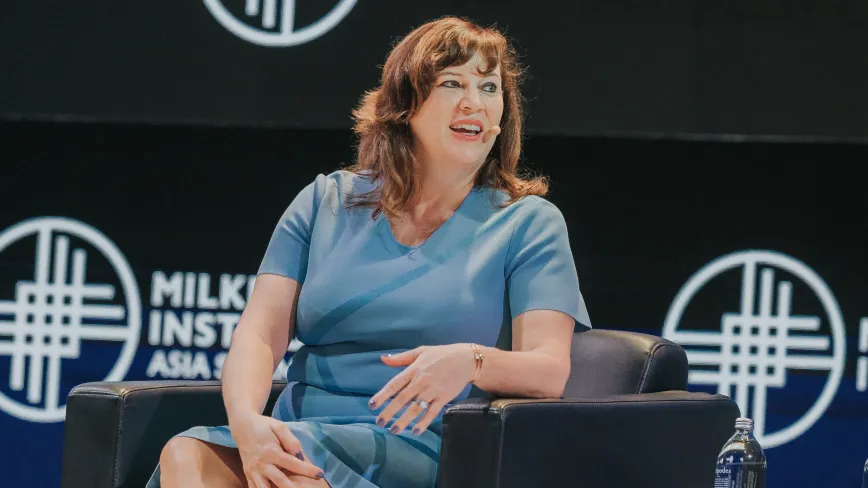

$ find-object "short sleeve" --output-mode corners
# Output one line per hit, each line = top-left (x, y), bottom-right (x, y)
(257, 174), (327, 284)
(505, 198), (592, 330)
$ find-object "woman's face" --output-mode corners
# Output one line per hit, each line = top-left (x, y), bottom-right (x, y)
(410, 53), (504, 172)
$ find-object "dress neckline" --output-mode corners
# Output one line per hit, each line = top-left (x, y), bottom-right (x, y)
(376, 186), (479, 252)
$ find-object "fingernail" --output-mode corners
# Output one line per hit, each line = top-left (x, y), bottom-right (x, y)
(390, 425), (400, 434)
(368, 399), (376, 409)
(295, 451), (304, 461)
(316, 472), (325, 479)
(412, 427), (421, 435)
(376, 417), (385, 427)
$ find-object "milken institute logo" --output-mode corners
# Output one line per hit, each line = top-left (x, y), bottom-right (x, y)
(0, 218), (141, 423)
(663, 250), (853, 448)
(204, 0), (357, 47)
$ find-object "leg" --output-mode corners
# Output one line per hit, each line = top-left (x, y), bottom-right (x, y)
(286, 473), (332, 487)
(160, 436), (246, 488)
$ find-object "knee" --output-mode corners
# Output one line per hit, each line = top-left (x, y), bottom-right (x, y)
(160, 436), (202, 476)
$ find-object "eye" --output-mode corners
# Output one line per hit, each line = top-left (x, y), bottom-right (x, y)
(439, 80), (461, 88)
(482, 82), (499, 93)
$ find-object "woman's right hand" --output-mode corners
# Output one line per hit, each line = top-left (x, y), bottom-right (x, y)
(230, 412), (325, 488)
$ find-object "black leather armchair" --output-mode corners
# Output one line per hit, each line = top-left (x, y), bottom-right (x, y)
(61, 329), (739, 488)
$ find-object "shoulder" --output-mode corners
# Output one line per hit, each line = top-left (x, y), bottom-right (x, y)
(480, 187), (566, 225)
(297, 169), (379, 207)
(303, 169), (370, 192)
(315, 169), (380, 198)
(474, 191), (570, 259)
(509, 196), (569, 245)
(511, 194), (563, 218)
(497, 194), (574, 265)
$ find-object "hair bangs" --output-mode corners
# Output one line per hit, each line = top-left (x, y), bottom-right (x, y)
(428, 28), (504, 77)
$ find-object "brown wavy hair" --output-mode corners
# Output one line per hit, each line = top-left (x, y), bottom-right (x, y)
(345, 16), (549, 219)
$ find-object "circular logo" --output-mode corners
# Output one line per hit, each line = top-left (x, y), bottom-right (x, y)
(663, 250), (845, 448)
(204, 0), (357, 47)
(0, 218), (141, 422)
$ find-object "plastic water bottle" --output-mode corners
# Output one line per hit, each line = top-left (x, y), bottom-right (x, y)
(863, 457), (868, 488)
(713, 417), (766, 488)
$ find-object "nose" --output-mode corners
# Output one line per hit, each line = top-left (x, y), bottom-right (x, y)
(459, 87), (484, 113)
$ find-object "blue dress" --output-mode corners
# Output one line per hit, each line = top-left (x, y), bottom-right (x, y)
(146, 170), (591, 487)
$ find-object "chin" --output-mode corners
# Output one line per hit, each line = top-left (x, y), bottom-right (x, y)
(445, 148), (487, 168)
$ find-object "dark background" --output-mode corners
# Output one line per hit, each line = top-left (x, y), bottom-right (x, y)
(2, 0), (868, 139)
(2, 0), (868, 486)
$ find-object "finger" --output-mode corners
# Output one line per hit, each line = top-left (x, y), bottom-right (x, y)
(262, 464), (294, 488)
(263, 447), (305, 473)
(251, 472), (271, 488)
(390, 398), (429, 434)
(271, 422), (303, 457)
(482, 125), (501, 143)
(264, 447), (325, 479)
(369, 368), (413, 410)
(380, 347), (422, 367)
(411, 398), (447, 435)
(377, 379), (423, 428)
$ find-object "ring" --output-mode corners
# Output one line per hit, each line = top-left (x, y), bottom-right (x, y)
(414, 399), (430, 410)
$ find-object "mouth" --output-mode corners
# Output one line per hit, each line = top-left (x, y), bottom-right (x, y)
(449, 122), (483, 140)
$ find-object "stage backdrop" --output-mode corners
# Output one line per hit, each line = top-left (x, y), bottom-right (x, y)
(1, 1), (867, 139)
(1, 121), (867, 486)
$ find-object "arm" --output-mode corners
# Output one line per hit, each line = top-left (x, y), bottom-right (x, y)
(372, 311), (577, 432)
(469, 309), (573, 399)
(223, 273), (301, 424)
(223, 173), (325, 422)
(220, 276), (325, 485)
(473, 197), (588, 399)
(219, 175), (329, 484)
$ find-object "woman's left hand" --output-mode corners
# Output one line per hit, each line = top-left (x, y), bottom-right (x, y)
(369, 344), (476, 435)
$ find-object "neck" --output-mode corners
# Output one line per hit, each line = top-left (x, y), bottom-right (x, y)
(407, 157), (480, 221)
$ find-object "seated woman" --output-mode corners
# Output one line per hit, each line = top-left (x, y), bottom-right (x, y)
(150, 15), (591, 488)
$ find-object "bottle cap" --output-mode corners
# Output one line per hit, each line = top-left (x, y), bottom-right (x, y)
(735, 417), (754, 431)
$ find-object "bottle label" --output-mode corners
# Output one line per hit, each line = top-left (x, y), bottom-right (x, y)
(714, 464), (765, 488)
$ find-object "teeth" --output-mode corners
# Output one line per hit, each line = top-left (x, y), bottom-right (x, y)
(450, 123), (482, 133)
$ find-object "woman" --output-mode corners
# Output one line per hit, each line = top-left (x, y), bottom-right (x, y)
(150, 16), (591, 488)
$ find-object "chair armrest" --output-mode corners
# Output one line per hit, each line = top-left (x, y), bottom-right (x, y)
(437, 391), (738, 488)
(61, 380), (286, 488)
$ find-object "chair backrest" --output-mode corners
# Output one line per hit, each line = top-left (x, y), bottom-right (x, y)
(563, 329), (688, 397)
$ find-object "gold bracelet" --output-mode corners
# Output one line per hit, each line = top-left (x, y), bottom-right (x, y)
(469, 343), (484, 383)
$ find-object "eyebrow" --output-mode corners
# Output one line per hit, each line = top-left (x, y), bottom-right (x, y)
(438, 70), (501, 79)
